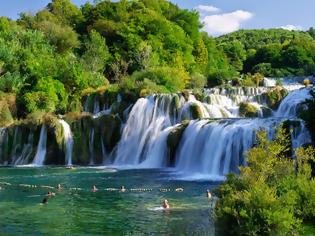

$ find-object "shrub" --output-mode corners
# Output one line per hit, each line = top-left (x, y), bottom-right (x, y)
(0, 99), (13, 127)
(263, 87), (288, 109)
(215, 128), (315, 235)
(239, 102), (259, 118)
(303, 79), (310, 87)
(130, 66), (189, 92)
(187, 73), (207, 89)
(241, 73), (264, 87)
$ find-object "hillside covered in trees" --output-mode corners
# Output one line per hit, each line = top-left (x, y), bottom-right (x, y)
(0, 0), (315, 121)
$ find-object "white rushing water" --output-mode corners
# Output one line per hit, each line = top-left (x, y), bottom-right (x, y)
(59, 120), (74, 166)
(112, 82), (312, 179)
(32, 125), (47, 166)
(0, 78), (312, 177)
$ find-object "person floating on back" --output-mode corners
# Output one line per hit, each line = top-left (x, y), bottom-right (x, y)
(163, 199), (170, 209)
(206, 189), (212, 199)
(91, 185), (98, 192)
(120, 186), (126, 192)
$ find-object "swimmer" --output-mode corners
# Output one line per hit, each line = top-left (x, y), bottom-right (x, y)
(42, 197), (48, 204)
(56, 184), (62, 191)
(47, 191), (56, 197)
(206, 189), (212, 199)
(120, 186), (126, 192)
(163, 199), (170, 209)
(91, 185), (98, 192)
(175, 188), (184, 192)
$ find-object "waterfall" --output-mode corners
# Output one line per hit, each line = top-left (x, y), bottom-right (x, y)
(32, 125), (47, 166)
(110, 83), (312, 179)
(0, 128), (6, 162)
(89, 128), (95, 165)
(275, 88), (311, 118)
(114, 96), (174, 166)
(59, 120), (74, 166)
(174, 118), (285, 179)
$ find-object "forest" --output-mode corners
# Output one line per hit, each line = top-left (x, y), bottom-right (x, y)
(1, 0), (315, 122)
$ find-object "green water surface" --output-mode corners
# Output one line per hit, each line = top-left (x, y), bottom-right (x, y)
(0, 167), (218, 235)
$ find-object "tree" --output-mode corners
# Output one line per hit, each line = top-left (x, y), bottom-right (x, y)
(215, 127), (315, 235)
(134, 41), (153, 71)
(47, 0), (83, 27)
(81, 30), (110, 72)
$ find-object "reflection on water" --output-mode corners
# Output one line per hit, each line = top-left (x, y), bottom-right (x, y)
(0, 167), (219, 235)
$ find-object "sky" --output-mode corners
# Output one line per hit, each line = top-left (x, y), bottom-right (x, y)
(0, 0), (314, 36)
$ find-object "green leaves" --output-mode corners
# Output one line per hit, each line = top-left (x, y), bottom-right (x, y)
(215, 127), (315, 235)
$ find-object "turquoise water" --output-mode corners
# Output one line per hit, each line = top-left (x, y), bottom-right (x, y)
(0, 167), (219, 235)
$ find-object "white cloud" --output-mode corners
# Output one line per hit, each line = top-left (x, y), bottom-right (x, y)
(201, 10), (253, 36)
(280, 25), (303, 31)
(195, 5), (221, 13)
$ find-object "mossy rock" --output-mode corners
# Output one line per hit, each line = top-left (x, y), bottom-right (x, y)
(282, 120), (301, 130)
(171, 94), (180, 110)
(181, 90), (190, 101)
(204, 96), (212, 104)
(70, 115), (94, 165)
(190, 103), (203, 119)
(263, 87), (288, 110)
(0, 100), (13, 127)
(139, 89), (151, 98)
(192, 90), (205, 102)
(94, 114), (121, 152)
(239, 102), (259, 118)
(261, 106), (272, 118)
(0, 124), (42, 164)
(167, 120), (189, 166)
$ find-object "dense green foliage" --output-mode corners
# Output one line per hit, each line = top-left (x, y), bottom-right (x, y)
(215, 128), (315, 235)
(0, 0), (234, 119)
(218, 29), (315, 77)
(0, 0), (315, 121)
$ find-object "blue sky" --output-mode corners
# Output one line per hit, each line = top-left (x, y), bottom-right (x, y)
(0, 0), (313, 36)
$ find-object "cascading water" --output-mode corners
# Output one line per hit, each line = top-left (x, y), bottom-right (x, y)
(59, 120), (74, 166)
(32, 125), (47, 166)
(89, 128), (95, 165)
(275, 88), (311, 118)
(111, 82), (312, 179)
(0, 78), (312, 176)
(114, 95), (176, 166)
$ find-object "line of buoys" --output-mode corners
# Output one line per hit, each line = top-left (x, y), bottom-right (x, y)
(19, 184), (37, 188)
(0, 181), (187, 193)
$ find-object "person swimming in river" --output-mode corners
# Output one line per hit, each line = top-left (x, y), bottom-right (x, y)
(206, 189), (212, 199)
(163, 199), (170, 209)
(47, 191), (55, 197)
(120, 186), (126, 192)
(91, 185), (98, 192)
(56, 184), (62, 191)
(42, 197), (48, 204)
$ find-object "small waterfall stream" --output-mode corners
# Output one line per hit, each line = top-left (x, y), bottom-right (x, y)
(32, 125), (47, 166)
(59, 120), (74, 166)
